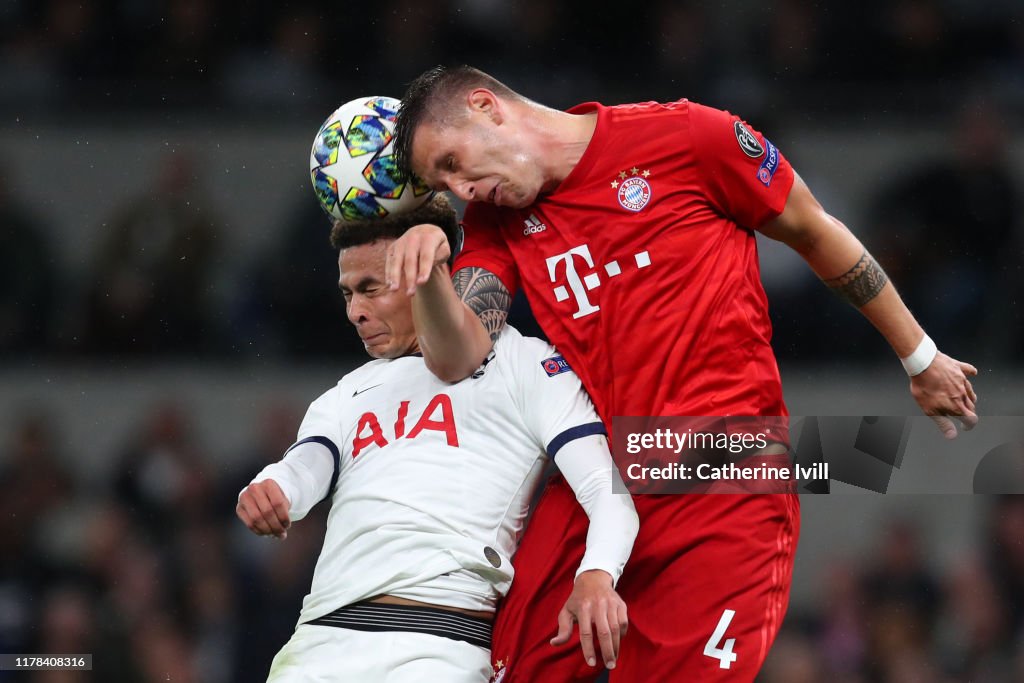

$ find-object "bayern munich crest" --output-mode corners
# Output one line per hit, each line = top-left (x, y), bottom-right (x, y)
(611, 167), (652, 212)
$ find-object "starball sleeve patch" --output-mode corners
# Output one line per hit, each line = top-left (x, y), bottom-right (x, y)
(733, 121), (765, 158)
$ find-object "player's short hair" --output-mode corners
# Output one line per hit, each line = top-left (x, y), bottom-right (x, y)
(329, 193), (461, 267)
(394, 65), (522, 182)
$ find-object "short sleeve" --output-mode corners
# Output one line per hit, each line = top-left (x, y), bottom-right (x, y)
(453, 202), (521, 296)
(296, 387), (343, 446)
(499, 329), (605, 458)
(291, 387), (344, 497)
(689, 102), (795, 229)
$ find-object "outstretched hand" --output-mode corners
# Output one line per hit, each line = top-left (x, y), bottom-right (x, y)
(910, 351), (978, 439)
(384, 224), (451, 296)
(550, 570), (628, 670)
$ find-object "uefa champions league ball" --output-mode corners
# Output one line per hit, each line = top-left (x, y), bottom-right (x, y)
(309, 96), (434, 221)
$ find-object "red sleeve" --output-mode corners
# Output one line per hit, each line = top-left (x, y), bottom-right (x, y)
(453, 202), (521, 296)
(689, 102), (795, 229)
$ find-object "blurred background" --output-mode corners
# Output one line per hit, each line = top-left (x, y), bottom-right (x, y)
(0, 0), (1023, 681)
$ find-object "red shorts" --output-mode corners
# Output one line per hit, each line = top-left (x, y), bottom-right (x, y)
(490, 478), (800, 682)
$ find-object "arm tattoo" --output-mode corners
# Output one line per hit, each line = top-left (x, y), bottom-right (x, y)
(453, 267), (511, 342)
(824, 249), (890, 308)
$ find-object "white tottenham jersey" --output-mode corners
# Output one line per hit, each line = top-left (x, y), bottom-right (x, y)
(273, 326), (604, 621)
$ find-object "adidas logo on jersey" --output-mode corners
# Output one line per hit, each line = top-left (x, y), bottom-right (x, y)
(522, 214), (546, 235)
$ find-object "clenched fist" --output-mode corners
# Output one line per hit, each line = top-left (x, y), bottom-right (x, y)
(237, 479), (291, 539)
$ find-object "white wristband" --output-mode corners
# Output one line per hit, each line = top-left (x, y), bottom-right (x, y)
(901, 335), (937, 376)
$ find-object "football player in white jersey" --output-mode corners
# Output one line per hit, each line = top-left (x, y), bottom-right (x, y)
(237, 195), (639, 683)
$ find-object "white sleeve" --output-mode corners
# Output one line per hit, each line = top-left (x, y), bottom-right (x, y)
(506, 334), (605, 453)
(239, 387), (343, 521)
(554, 434), (639, 587)
(501, 332), (636, 581)
(249, 441), (335, 521)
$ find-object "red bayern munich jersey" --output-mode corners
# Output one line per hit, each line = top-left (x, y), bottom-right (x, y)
(454, 100), (796, 426)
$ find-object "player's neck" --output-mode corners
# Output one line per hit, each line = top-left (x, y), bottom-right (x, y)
(525, 105), (598, 187)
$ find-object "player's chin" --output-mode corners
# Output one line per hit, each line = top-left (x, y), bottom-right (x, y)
(362, 338), (392, 359)
(520, 186), (544, 208)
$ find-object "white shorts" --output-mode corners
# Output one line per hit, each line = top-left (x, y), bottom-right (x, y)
(267, 623), (492, 683)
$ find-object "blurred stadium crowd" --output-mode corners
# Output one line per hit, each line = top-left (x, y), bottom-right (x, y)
(1, 0), (1023, 114)
(0, 401), (327, 682)
(762, 497), (1024, 683)
(1, 0), (1024, 681)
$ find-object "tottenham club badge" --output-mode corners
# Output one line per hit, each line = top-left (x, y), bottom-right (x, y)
(734, 121), (764, 158)
(611, 166), (652, 212)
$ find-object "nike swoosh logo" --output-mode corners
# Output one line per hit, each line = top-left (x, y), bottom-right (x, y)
(352, 384), (382, 397)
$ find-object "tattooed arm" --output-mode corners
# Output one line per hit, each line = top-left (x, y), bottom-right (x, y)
(759, 173), (978, 438)
(386, 224), (505, 382)
(451, 268), (511, 344)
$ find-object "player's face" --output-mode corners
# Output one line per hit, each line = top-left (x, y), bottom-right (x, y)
(338, 241), (419, 359)
(411, 104), (545, 210)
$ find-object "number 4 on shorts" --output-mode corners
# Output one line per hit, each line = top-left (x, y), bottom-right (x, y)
(703, 609), (738, 669)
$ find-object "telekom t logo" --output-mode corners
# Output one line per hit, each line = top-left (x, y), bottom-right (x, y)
(545, 245), (652, 319)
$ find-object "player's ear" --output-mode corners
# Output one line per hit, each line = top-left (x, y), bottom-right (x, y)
(468, 89), (503, 125)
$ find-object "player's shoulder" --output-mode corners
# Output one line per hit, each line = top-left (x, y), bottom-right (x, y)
(605, 98), (746, 134)
(494, 324), (551, 358)
(598, 99), (702, 152)
(604, 98), (693, 123)
(493, 326), (572, 377)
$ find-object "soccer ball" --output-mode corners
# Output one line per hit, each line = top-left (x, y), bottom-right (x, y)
(310, 96), (434, 222)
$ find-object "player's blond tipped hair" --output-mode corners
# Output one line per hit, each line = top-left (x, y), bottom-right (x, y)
(329, 193), (461, 268)
(393, 65), (522, 182)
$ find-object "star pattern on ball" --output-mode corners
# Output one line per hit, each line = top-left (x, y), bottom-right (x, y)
(309, 96), (435, 222)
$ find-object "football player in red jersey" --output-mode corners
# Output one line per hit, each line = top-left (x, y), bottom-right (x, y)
(386, 66), (978, 682)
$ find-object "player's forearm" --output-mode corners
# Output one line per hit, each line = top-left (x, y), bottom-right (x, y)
(763, 175), (930, 359)
(555, 435), (639, 586)
(412, 264), (494, 382)
(838, 274), (926, 357)
(577, 490), (640, 585)
(248, 442), (333, 521)
(796, 220), (926, 358)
